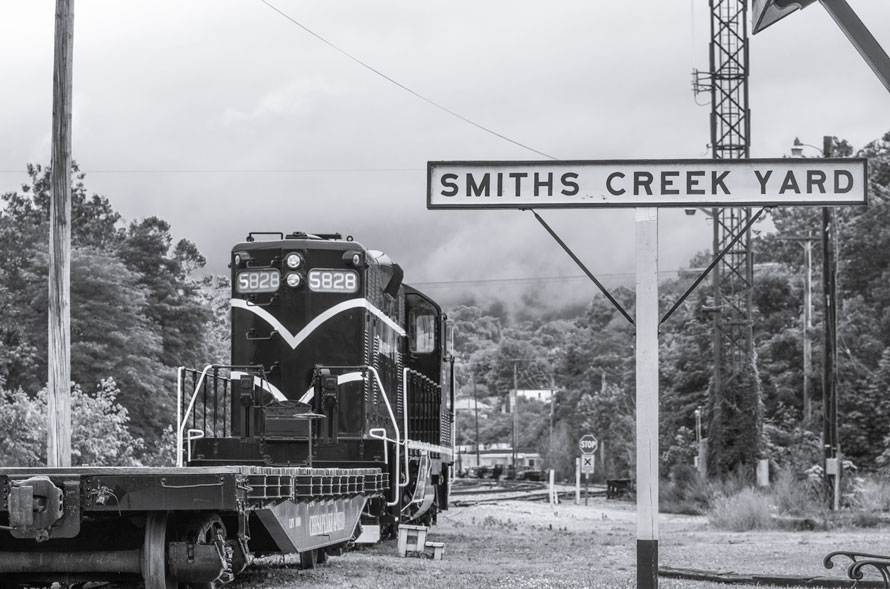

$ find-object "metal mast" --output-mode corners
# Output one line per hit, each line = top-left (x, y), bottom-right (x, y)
(701, 0), (755, 470)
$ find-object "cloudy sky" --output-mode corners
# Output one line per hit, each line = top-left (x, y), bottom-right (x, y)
(1, 1), (889, 309)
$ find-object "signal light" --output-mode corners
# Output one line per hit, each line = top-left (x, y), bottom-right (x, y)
(286, 273), (302, 288)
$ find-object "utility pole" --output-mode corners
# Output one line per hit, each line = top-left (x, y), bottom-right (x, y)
(473, 373), (481, 469)
(778, 234), (818, 422)
(822, 137), (840, 509)
(512, 362), (518, 478)
(47, 0), (74, 468)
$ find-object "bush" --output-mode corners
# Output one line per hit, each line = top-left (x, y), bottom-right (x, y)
(770, 469), (822, 516)
(850, 474), (890, 512)
(708, 487), (775, 531)
(0, 378), (145, 466)
(661, 463), (711, 515)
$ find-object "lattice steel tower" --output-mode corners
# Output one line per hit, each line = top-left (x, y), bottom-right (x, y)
(699, 0), (755, 442)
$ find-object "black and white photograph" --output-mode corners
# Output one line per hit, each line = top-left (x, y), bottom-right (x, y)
(1, 1), (890, 588)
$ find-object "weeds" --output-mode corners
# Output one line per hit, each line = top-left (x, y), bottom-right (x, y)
(708, 487), (775, 531)
(701, 471), (890, 531)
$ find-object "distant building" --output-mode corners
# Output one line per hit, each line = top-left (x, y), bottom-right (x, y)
(454, 397), (493, 412)
(517, 389), (553, 403)
(503, 389), (553, 412)
(455, 443), (541, 473)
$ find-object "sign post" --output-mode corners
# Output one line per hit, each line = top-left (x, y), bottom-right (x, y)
(427, 158), (866, 589)
(636, 207), (659, 587)
(579, 433), (598, 506)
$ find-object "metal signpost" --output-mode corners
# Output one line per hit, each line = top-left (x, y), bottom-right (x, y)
(580, 433), (598, 505)
(428, 158), (866, 589)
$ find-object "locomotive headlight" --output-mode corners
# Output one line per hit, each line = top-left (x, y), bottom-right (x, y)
(285, 272), (302, 288)
(284, 252), (303, 269)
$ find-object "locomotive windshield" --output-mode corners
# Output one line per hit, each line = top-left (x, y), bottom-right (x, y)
(409, 308), (437, 354)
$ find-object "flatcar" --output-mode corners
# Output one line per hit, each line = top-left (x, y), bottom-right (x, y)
(0, 231), (454, 588)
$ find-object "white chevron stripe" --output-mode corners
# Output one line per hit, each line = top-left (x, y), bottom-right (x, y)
(231, 297), (405, 350)
(298, 370), (365, 404)
(230, 371), (287, 402)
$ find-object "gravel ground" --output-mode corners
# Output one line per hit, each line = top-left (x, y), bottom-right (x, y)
(227, 496), (890, 589)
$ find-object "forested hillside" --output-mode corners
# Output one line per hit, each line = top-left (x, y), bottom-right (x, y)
(451, 131), (890, 482)
(0, 130), (888, 473)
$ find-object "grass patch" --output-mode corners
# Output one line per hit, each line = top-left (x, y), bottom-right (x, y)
(708, 487), (775, 531)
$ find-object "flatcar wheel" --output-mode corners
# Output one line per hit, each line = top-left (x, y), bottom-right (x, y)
(142, 511), (177, 589)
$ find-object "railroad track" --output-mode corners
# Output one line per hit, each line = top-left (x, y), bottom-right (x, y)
(450, 480), (606, 506)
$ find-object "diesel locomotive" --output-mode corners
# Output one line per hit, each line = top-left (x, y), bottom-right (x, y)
(0, 231), (454, 588)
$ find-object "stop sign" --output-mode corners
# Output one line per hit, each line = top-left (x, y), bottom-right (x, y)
(579, 433), (598, 454)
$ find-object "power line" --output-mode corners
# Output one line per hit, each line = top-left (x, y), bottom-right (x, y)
(412, 270), (686, 289)
(0, 168), (419, 174)
(260, 0), (557, 160)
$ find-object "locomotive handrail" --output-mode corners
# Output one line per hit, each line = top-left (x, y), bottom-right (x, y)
(401, 367), (413, 489)
(366, 366), (403, 506)
(185, 429), (205, 463)
(176, 365), (216, 467)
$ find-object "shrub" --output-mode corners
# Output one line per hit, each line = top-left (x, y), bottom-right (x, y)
(708, 487), (775, 531)
(850, 474), (890, 512)
(0, 378), (145, 466)
(770, 469), (822, 516)
(661, 463), (711, 515)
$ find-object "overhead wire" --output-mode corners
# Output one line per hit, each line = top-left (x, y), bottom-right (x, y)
(0, 168), (419, 175)
(260, 0), (557, 161)
(412, 269), (689, 289)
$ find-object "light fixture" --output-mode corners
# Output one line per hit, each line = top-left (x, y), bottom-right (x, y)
(285, 253), (303, 269)
(286, 273), (302, 288)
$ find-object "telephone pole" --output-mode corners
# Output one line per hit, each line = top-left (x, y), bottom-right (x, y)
(511, 362), (518, 477)
(822, 137), (840, 509)
(473, 373), (481, 468)
(778, 234), (818, 422)
(47, 0), (74, 467)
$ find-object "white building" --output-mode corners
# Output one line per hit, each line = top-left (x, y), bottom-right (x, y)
(455, 443), (541, 473)
(516, 389), (553, 403)
(454, 397), (493, 412)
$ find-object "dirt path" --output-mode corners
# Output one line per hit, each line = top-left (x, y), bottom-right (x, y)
(230, 497), (890, 588)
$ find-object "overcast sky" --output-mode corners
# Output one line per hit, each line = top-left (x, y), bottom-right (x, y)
(1, 1), (889, 309)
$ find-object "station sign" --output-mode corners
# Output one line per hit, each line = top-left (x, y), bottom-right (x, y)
(427, 158), (867, 209)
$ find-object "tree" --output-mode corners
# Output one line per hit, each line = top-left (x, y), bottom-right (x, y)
(0, 379), (144, 467)
(0, 164), (215, 448)
(116, 217), (211, 370)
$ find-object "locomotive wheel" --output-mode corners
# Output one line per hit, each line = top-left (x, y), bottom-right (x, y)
(142, 511), (177, 589)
